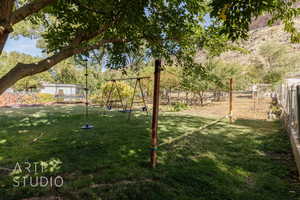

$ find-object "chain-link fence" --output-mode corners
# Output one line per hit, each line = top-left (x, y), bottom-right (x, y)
(277, 80), (300, 133)
(276, 78), (300, 176)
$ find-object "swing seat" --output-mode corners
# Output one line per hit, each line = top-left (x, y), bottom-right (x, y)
(81, 124), (94, 129)
(142, 107), (147, 111)
(107, 105), (112, 110)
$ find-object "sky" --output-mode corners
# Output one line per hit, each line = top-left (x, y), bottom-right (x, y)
(3, 36), (43, 57)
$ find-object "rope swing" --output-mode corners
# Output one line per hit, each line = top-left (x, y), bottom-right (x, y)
(81, 59), (94, 129)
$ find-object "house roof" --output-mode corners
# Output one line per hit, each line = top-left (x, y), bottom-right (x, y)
(42, 83), (84, 88)
(286, 72), (300, 79)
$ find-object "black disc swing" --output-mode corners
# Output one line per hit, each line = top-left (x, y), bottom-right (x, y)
(81, 59), (94, 129)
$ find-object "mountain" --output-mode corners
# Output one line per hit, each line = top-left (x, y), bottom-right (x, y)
(219, 19), (300, 66)
(250, 2), (300, 30)
(250, 15), (280, 30)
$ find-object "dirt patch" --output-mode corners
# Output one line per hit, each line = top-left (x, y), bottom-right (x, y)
(180, 94), (271, 120)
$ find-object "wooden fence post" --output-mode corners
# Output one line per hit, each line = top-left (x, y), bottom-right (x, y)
(229, 78), (233, 123)
(151, 59), (161, 168)
(297, 86), (300, 134)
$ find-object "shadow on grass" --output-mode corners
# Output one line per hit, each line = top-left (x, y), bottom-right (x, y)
(0, 107), (299, 200)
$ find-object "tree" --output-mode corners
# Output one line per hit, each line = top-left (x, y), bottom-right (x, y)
(101, 81), (134, 107)
(180, 63), (210, 106)
(13, 71), (53, 91)
(0, 0), (57, 54)
(180, 58), (243, 105)
(160, 66), (181, 104)
(249, 41), (300, 85)
(0, 51), (53, 91)
(0, 0), (299, 94)
(52, 58), (82, 84)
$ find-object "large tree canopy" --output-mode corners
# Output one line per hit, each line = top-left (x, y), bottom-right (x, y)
(0, 0), (299, 94)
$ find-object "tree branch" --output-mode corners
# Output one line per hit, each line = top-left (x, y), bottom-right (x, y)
(10, 0), (57, 25)
(0, 0), (14, 53)
(0, 38), (128, 94)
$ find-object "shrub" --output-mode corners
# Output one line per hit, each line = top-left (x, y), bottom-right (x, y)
(90, 90), (104, 105)
(36, 93), (56, 103)
(20, 94), (37, 104)
(101, 82), (134, 105)
(171, 102), (190, 112)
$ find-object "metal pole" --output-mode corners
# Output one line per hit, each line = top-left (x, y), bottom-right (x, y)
(138, 79), (149, 115)
(128, 79), (138, 120)
(81, 61), (93, 129)
(85, 63), (88, 122)
(151, 59), (161, 168)
(254, 93), (256, 113)
(229, 78), (233, 123)
(105, 81), (115, 110)
(115, 81), (125, 111)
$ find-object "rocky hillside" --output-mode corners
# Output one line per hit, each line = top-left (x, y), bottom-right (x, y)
(249, 15), (281, 30)
(250, 2), (300, 30)
(219, 19), (300, 66)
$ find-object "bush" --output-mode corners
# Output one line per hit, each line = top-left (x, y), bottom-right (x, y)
(20, 94), (37, 104)
(90, 90), (104, 105)
(270, 99), (281, 118)
(36, 93), (56, 103)
(101, 82), (134, 105)
(171, 102), (190, 112)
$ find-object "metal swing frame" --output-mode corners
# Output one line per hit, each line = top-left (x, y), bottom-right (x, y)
(105, 76), (150, 119)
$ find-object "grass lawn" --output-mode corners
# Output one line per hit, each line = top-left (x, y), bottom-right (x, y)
(0, 105), (299, 200)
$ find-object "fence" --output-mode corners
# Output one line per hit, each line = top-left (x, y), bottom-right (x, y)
(0, 92), (55, 107)
(0, 92), (38, 106)
(278, 84), (299, 130)
(277, 78), (300, 176)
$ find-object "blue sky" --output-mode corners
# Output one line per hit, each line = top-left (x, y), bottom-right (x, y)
(3, 36), (42, 57)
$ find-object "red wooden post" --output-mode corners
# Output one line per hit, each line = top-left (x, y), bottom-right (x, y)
(151, 59), (161, 168)
(297, 86), (300, 134)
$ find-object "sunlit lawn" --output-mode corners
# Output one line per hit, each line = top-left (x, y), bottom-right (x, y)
(0, 105), (299, 200)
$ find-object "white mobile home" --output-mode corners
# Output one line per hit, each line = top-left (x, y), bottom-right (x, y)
(40, 83), (84, 102)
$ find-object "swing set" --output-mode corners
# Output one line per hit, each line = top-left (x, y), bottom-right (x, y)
(105, 76), (150, 118)
(79, 54), (162, 168)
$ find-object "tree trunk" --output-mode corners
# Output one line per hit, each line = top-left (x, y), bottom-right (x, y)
(185, 92), (189, 104)
(0, 42), (102, 94)
(0, 38), (127, 95)
(0, 50), (74, 94)
(0, 0), (14, 54)
(0, 0), (57, 55)
(199, 91), (204, 106)
(0, 31), (9, 54)
(214, 91), (221, 102)
(191, 93), (196, 105)
(168, 88), (172, 105)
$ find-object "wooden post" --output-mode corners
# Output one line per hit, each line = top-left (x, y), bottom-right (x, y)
(297, 86), (300, 133)
(253, 93), (256, 113)
(229, 78), (233, 123)
(151, 59), (161, 168)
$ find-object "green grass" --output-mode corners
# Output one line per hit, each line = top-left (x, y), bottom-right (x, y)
(0, 105), (299, 200)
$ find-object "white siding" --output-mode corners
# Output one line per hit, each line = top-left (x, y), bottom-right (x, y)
(40, 86), (56, 95)
(39, 84), (83, 96)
